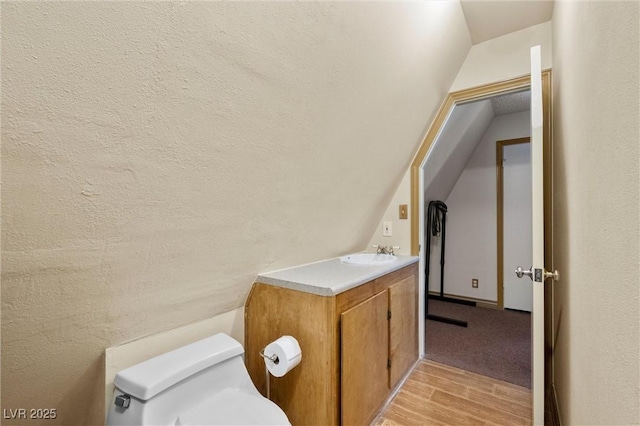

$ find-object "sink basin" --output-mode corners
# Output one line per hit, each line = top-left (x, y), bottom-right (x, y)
(339, 253), (398, 266)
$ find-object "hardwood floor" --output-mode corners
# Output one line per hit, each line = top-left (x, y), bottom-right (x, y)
(374, 360), (532, 426)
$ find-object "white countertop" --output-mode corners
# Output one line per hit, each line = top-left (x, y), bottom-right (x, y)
(256, 254), (419, 296)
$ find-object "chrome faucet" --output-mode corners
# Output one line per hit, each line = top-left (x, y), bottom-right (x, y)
(371, 245), (399, 255)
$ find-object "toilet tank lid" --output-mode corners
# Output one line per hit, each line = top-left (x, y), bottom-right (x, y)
(114, 333), (244, 400)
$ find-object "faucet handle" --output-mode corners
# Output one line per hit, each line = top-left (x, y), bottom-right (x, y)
(372, 245), (400, 255)
(386, 246), (400, 255)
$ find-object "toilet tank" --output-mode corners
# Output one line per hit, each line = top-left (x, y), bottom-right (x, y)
(107, 333), (257, 426)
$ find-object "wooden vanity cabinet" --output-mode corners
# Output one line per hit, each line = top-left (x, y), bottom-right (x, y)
(341, 290), (389, 426)
(245, 263), (418, 426)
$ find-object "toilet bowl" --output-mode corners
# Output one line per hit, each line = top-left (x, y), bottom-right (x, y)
(107, 333), (290, 426)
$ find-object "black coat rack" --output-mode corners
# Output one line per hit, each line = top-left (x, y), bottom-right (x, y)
(424, 200), (475, 327)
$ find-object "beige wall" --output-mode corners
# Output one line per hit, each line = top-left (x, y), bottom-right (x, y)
(368, 170), (413, 257)
(552, 1), (640, 424)
(1, 2), (471, 425)
(451, 21), (552, 92)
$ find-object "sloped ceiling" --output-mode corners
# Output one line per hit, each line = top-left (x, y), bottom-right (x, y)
(423, 91), (531, 205)
(461, 0), (554, 44)
(424, 100), (495, 204)
(1, 2), (471, 423)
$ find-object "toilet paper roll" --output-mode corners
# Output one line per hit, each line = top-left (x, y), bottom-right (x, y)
(263, 335), (302, 378)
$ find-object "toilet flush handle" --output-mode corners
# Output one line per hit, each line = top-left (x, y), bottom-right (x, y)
(115, 394), (131, 409)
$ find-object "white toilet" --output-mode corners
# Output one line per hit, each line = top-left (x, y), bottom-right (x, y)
(107, 333), (290, 426)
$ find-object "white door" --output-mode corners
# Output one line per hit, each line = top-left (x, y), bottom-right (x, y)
(515, 45), (555, 426)
(503, 142), (533, 312)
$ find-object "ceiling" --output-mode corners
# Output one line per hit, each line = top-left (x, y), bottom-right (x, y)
(460, 0), (554, 44)
(491, 90), (531, 116)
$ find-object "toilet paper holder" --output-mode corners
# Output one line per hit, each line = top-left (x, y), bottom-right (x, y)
(260, 348), (279, 400)
(259, 349), (280, 365)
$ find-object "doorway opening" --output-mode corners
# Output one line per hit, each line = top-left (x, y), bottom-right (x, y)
(409, 70), (552, 413)
(422, 89), (533, 389)
(498, 137), (532, 312)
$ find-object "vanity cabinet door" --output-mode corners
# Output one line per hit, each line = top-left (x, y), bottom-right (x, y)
(341, 290), (389, 426)
(388, 275), (418, 389)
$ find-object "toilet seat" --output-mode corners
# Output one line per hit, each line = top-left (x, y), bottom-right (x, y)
(175, 388), (290, 426)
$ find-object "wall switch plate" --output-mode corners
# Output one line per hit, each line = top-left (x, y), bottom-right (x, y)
(472, 278), (479, 288)
(382, 221), (392, 237)
(399, 204), (408, 220)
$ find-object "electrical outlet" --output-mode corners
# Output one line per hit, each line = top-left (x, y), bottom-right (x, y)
(472, 278), (479, 288)
(382, 221), (392, 237)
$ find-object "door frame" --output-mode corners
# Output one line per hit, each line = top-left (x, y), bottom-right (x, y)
(496, 137), (531, 310)
(411, 70), (553, 398)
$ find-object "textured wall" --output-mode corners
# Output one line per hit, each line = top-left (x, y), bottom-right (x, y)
(1, 2), (471, 424)
(552, 1), (640, 424)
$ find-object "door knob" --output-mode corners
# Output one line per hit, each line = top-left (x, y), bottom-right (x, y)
(515, 266), (533, 280)
(544, 269), (559, 281)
